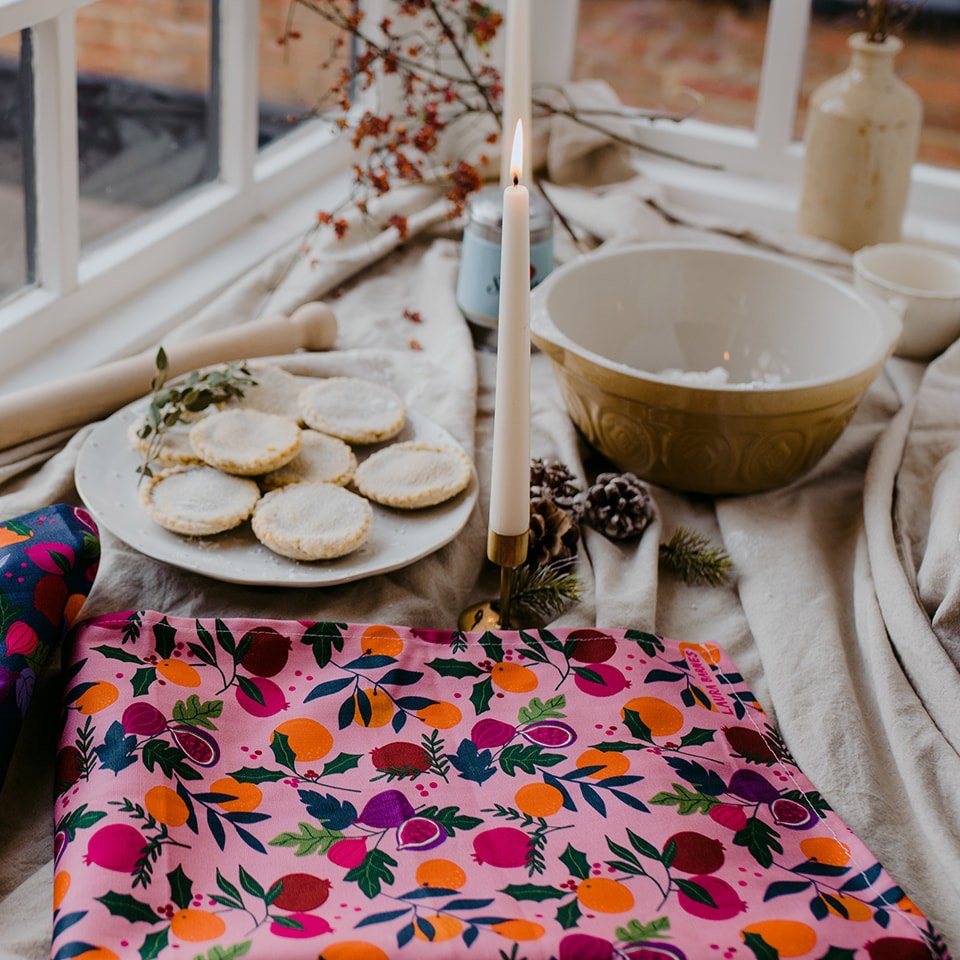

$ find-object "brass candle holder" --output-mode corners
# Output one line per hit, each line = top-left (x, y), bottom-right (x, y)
(458, 528), (530, 632)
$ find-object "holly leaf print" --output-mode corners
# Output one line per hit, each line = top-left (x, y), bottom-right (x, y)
(131, 667), (157, 697)
(94, 721), (137, 775)
(448, 740), (496, 784)
(425, 657), (485, 679)
(298, 790), (357, 831)
(226, 766), (287, 784)
(559, 844), (591, 880)
(816, 950), (857, 960)
(300, 621), (346, 668)
(734, 817), (783, 869)
(139, 928), (170, 960)
(270, 731), (296, 769)
(153, 617), (176, 660)
(344, 848), (397, 899)
(478, 631), (504, 663)
(167, 866), (193, 911)
(556, 898), (582, 930)
(95, 891), (163, 924)
(269, 822), (343, 856)
(470, 677), (494, 716)
(679, 727), (716, 748)
(742, 932), (780, 960)
(320, 752), (364, 777)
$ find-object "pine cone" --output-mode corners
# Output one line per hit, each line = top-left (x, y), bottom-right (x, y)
(584, 472), (654, 541)
(529, 458), (584, 519)
(527, 496), (580, 568)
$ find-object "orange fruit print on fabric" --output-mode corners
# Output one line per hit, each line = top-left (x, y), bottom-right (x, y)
(50, 619), (946, 959)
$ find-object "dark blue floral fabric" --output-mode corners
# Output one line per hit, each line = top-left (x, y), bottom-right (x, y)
(0, 504), (100, 786)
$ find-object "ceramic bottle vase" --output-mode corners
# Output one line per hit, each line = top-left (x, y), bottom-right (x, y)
(798, 33), (922, 251)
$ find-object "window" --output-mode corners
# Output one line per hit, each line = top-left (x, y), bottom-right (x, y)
(0, 0), (352, 381)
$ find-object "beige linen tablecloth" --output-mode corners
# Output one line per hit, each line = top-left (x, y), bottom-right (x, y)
(1, 172), (959, 956)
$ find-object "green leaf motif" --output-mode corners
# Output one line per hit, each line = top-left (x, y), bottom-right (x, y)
(172, 695), (223, 731)
(236, 675), (264, 707)
(270, 732), (297, 770)
(417, 805), (483, 836)
(517, 695), (566, 725)
(139, 928), (170, 960)
(226, 766), (287, 784)
(615, 916), (671, 942)
(649, 783), (721, 816)
(674, 877), (717, 907)
(734, 817), (783, 869)
(192, 944), (252, 960)
(500, 883), (567, 902)
(559, 844), (591, 880)
(142, 739), (203, 781)
(95, 891), (163, 924)
(478, 631), (504, 663)
(498, 744), (565, 776)
(56, 804), (107, 840)
(555, 898), (582, 930)
(622, 709), (654, 743)
(269, 822), (343, 857)
(425, 657), (485, 679)
(679, 727), (717, 748)
(624, 629), (665, 657)
(320, 752), (364, 778)
(741, 931), (781, 960)
(153, 617), (176, 660)
(816, 949), (857, 960)
(131, 667), (157, 697)
(469, 677), (494, 716)
(344, 848), (397, 899)
(167, 865), (193, 911)
(90, 645), (144, 664)
(238, 866), (265, 900)
(300, 621), (347, 669)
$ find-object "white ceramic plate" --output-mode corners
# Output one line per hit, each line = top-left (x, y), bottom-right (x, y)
(75, 394), (478, 588)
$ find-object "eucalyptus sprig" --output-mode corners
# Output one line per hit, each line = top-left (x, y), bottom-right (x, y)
(136, 348), (257, 480)
(659, 526), (733, 587)
(512, 559), (583, 626)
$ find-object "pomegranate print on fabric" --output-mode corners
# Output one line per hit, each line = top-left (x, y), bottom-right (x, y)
(53, 617), (948, 959)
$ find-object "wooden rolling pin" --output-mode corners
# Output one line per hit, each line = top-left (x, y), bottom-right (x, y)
(0, 303), (337, 450)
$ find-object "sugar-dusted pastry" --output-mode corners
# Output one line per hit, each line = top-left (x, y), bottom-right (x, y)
(126, 417), (202, 467)
(190, 410), (301, 476)
(251, 482), (373, 560)
(353, 440), (473, 509)
(231, 362), (304, 421)
(297, 377), (405, 445)
(262, 430), (357, 490)
(139, 466), (261, 536)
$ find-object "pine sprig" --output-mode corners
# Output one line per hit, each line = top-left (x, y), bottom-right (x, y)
(512, 560), (583, 625)
(659, 526), (733, 587)
(136, 348), (257, 480)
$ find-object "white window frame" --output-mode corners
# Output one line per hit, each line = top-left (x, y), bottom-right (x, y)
(1, 0), (959, 388)
(0, 0), (356, 380)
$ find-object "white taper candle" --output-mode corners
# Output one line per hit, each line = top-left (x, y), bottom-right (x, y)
(489, 121), (531, 537)
(500, 0), (532, 187)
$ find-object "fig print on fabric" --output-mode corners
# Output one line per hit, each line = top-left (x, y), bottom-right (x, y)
(53, 618), (948, 959)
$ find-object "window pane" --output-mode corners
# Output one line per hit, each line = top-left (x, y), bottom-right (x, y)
(0, 30), (34, 301)
(798, 5), (960, 169)
(258, 0), (353, 148)
(76, 0), (217, 249)
(574, 0), (771, 128)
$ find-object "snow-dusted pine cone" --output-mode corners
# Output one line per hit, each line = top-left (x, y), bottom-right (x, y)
(583, 472), (654, 541)
(528, 496), (580, 568)
(529, 458), (584, 519)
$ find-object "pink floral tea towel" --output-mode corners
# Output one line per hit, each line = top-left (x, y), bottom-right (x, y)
(53, 615), (949, 960)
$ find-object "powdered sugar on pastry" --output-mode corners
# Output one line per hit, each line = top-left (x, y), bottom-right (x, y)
(262, 431), (357, 490)
(190, 410), (301, 475)
(298, 377), (406, 444)
(230, 362), (304, 421)
(353, 441), (473, 509)
(139, 466), (261, 536)
(252, 482), (373, 560)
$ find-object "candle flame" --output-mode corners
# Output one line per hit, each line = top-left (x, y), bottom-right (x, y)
(510, 120), (524, 185)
